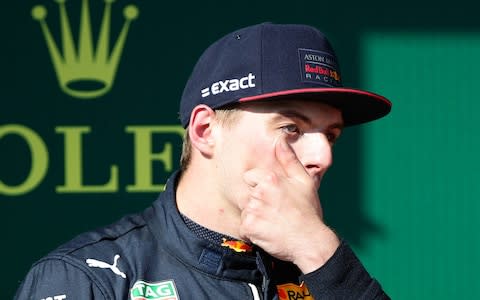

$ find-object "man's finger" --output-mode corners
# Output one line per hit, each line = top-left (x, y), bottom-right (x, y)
(243, 168), (266, 188)
(275, 136), (309, 179)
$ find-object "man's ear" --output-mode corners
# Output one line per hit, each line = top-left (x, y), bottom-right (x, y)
(187, 104), (217, 157)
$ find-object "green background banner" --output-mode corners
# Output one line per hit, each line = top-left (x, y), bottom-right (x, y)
(2, 0), (479, 298)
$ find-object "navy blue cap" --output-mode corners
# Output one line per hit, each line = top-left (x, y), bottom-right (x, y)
(180, 22), (392, 127)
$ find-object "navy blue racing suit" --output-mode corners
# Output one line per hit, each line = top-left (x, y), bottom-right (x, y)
(14, 172), (389, 299)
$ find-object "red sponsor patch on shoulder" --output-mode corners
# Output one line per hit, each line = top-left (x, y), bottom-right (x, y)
(277, 282), (313, 300)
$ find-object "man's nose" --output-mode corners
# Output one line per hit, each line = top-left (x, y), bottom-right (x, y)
(298, 132), (333, 177)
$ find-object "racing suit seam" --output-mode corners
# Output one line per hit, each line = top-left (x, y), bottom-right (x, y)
(36, 255), (112, 300)
(61, 223), (148, 257)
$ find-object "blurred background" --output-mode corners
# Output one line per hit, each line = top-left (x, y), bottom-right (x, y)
(2, 0), (479, 298)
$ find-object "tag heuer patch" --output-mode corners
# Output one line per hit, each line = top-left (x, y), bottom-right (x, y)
(130, 280), (179, 300)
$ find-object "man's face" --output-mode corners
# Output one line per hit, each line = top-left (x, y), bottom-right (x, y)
(212, 99), (344, 210)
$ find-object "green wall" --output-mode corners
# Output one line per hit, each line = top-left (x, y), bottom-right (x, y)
(358, 33), (480, 298)
(2, 0), (479, 298)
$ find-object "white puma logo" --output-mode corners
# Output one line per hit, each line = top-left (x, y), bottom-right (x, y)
(86, 254), (126, 279)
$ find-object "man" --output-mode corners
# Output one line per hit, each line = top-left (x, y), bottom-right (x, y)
(15, 23), (392, 299)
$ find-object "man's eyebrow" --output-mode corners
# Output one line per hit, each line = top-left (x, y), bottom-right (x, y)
(275, 109), (312, 125)
(328, 122), (344, 131)
(274, 109), (345, 130)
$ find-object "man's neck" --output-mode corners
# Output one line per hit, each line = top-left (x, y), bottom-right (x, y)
(176, 166), (243, 240)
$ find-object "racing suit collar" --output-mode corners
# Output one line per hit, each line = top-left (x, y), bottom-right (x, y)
(145, 171), (265, 284)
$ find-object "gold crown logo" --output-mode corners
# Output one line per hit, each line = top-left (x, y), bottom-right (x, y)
(32, 0), (139, 99)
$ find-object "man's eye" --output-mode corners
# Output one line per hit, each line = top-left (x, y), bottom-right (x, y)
(282, 124), (300, 135)
(326, 132), (339, 144)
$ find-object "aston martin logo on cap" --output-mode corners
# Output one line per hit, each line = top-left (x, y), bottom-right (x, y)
(299, 48), (341, 87)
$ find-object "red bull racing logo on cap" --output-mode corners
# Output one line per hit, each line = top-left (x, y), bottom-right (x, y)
(299, 48), (341, 87)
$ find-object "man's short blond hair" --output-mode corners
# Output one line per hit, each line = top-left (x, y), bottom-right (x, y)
(180, 106), (240, 171)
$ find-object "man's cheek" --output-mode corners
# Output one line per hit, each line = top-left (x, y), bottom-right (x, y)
(248, 137), (278, 169)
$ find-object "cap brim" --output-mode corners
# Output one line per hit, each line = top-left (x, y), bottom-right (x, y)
(239, 88), (392, 126)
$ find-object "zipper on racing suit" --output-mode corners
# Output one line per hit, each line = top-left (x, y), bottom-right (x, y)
(252, 250), (275, 299)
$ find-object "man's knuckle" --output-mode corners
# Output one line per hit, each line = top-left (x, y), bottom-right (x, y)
(265, 172), (279, 184)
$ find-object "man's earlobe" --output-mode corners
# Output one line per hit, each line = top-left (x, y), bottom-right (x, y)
(188, 105), (217, 156)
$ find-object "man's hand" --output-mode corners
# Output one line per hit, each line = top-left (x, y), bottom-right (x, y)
(240, 137), (340, 274)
